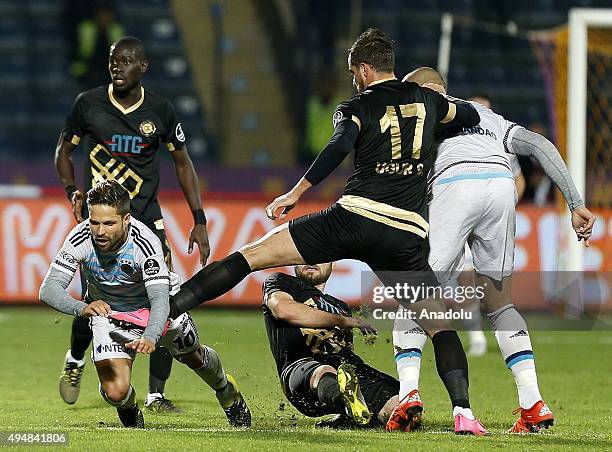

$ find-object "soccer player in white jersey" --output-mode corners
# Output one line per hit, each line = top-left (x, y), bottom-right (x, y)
(39, 181), (250, 428)
(454, 94), (526, 357)
(387, 67), (595, 433)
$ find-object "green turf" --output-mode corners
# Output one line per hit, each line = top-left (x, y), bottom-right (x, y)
(0, 307), (610, 451)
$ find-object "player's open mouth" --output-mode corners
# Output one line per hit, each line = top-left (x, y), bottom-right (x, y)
(95, 238), (110, 246)
(303, 266), (319, 272)
(112, 76), (126, 86)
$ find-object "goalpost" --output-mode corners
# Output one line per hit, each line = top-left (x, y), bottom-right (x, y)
(437, 8), (612, 272)
(566, 8), (612, 272)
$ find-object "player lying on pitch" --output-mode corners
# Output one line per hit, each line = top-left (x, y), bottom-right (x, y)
(167, 29), (487, 435)
(387, 67), (595, 434)
(39, 181), (250, 428)
(263, 263), (401, 429)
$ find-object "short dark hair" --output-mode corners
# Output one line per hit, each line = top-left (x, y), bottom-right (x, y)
(87, 180), (130, 216)
(348, 28), (395, 73)
(111, 36), (147, 61)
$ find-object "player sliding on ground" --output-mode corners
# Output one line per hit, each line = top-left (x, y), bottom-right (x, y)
(263, 263), (400, 429)
(39, 181), (250, 428)
(168, 29), (488, 434)
(387, 67), (595, 434)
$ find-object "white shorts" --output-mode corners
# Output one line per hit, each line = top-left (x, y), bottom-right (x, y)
(428, 174), (516, 282)
(91, 312), (201, 362)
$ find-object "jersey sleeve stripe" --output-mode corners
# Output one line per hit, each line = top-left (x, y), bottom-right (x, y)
(143, 275), (170, 282)
(131, 226), (156, 256)
(166, 143), (176, 151)
(351, 115), (361, 130)
(70, 135), (81, 145)
(503, 123), (520, 153)
(440, 102), (457, 123)
(69, 227), (90, 246)
(71, 233), (91, 248)
(51, 260), (77, 275)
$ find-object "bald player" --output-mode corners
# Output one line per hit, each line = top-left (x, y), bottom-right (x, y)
(388, 67), (595, 433)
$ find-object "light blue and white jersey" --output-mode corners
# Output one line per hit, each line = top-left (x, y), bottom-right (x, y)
(51, 218), (169, 311)
(429, 100), (524, 187)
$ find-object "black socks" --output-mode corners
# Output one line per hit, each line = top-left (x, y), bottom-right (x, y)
(432, 330), (470, 408)
(70, 315), (93, 360)
(170, 252), (251, 318)
(316, 374), (345, 413)
(149, 347), (173, 394)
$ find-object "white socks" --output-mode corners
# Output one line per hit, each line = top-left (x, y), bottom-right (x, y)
(393, 314), (427, 400)
(66, 349), (85, 367)
(488, 305), (543, 409)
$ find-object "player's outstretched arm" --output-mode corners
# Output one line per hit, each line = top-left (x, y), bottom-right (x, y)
(170, 148), (210, 265)
(511, 127), (595, 245)
(39, 267), (88, 317)
(266, 118), (359, 220)
(266, 291), (377, 335)
(438, 97), (480, 130)
(54, 132), (83, 222)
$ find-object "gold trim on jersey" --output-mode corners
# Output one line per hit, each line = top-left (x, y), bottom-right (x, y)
(166, 142), (176, 151)
(441, 102), (456, 123)
(351, 115), (361, 130)
(70, 135), (81, 145)
(337, 195), (429, 238)
(367, 76), (397, 87)
(154, 219), (165, 230)
(107, 84), (145, 115)
(89, 144), (143, 198)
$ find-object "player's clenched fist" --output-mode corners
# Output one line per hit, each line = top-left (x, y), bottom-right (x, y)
(80, 300), (112, 318)
(124, 338), (156, 354)
(571, 206), (596, 247)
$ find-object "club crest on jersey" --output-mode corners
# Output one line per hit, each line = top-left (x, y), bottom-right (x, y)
(176, 123), (185, 142)
(332, 110), (344, 128)
(139, 120), (156, 137)
(143, 259), (160, 276)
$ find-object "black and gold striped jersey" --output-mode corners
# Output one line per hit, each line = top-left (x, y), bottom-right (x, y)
(63, 84), (186, 225)
(262, 272), (354, 375)
(334, 79), (453, 238)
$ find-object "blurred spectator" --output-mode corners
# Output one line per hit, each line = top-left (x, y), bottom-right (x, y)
(304, 71), (343, 161)
(66, 0), (124, 89)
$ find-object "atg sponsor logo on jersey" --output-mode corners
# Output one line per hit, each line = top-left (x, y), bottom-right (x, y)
(460, 126), (498, 140)
(104, 134), (150, 155)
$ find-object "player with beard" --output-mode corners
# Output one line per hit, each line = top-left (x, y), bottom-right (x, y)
(168, 29), (487, 434)
(263, 263), (400, 429)
(54, 36), (210, 411)
(39, 181), (250, 428)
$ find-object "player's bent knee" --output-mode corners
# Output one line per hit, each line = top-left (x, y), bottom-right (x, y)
(309, 365), (336, 390)
(100, 382), (130, 404)
(175, 345), (205, 369)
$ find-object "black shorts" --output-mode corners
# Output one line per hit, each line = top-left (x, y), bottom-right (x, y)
(289, 204), (438, 298)
(280, 354), (399, 420)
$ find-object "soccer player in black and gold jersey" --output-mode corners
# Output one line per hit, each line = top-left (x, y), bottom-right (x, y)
(54, 36), (210, 411)
(169, 29), (483, 432)
(263, 263), (400, 428)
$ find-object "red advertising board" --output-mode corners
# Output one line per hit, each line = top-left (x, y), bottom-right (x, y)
(0, 198), (610, 308)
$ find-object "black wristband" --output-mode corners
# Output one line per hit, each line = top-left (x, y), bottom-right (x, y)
(192, 209), (207, 225)
(65, 185), (78, 200)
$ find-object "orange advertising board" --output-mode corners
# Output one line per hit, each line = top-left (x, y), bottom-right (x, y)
(0, 198), (610, 308)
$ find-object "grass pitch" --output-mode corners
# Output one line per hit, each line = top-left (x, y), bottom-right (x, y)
(0, 307), (610, 451)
